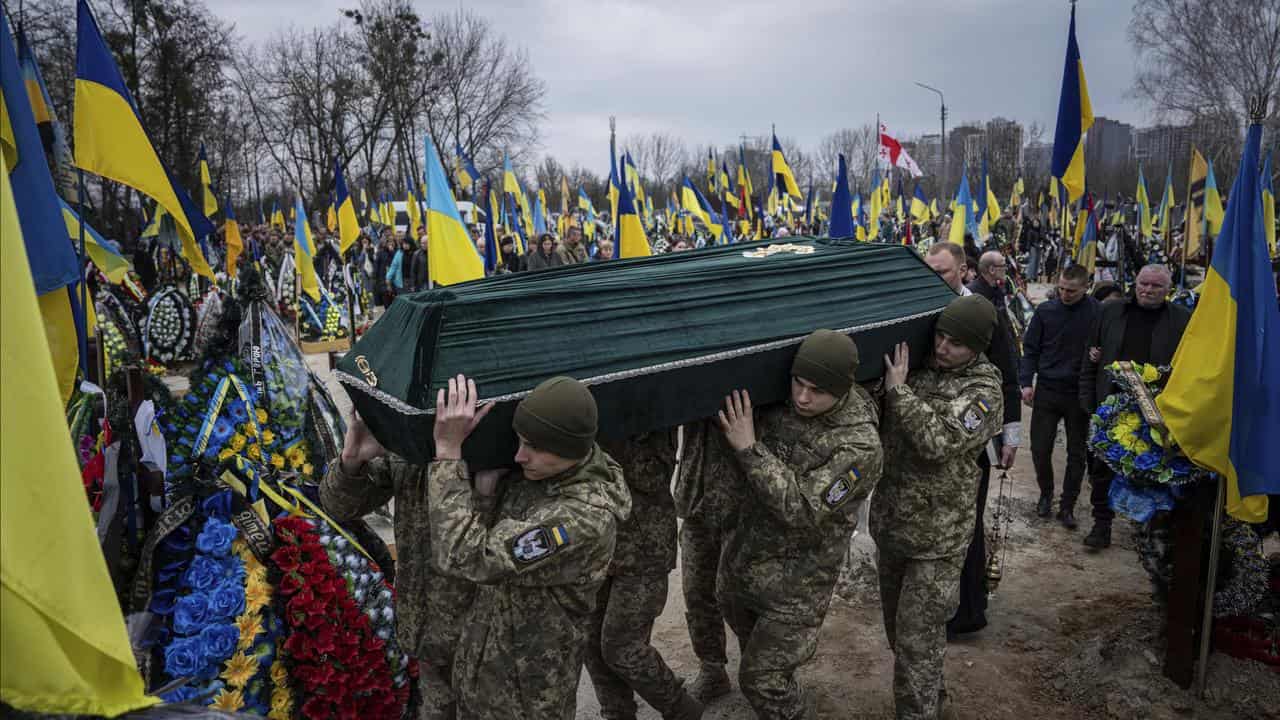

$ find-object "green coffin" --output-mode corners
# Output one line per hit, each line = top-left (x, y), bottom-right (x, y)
(336, 237), (957, 468)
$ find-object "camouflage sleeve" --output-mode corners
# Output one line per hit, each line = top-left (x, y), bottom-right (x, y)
(673, 421), (710, 518)
(733, 420), (883, 529)
(319, 454), (404, 522)
(624, 431), (677, 495)
(428, 460), (611, 587)
(885, 377), (1003, 461)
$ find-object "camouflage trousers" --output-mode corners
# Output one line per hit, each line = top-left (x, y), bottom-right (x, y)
(720, 596), (821, 720)
(876, 548), (965, 720)
(679, 515), (728, 665)
(584, 572), (685, 719)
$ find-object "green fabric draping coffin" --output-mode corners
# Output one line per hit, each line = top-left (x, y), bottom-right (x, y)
(336, 238), (957, 467)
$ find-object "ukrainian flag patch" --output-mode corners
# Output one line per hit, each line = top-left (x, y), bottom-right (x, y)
(511, 524), (570, 565)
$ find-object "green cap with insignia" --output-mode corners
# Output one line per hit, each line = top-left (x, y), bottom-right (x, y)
(513, 376), (598, 460)
(936, 294), (997, 353)
(791, 329), (859, 397)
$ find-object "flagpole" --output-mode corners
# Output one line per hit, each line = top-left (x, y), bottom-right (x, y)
(1194, 476), (1225, 696)
(75, 168), (89, 378)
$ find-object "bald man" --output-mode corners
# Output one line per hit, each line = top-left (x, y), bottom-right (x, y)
(1078, 264), (1190, 549)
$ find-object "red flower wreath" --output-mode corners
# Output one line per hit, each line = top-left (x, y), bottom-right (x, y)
(271, 516), (408, 719)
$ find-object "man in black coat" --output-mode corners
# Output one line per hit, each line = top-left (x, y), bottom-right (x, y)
(409, 231), (429, 292)
(1020, 265), (1098, 527)
(1078, 264), (1190, 549)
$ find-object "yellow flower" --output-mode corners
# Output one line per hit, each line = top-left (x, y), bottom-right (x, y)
(256, 409), (269, 425)
(231, 538), (248, 554)
(245, 580), (272, 613)
(211, 687), (245, 712)
(261, 429), (275, 445)
(247, 444), (261, 460)
(243, 422), (259, 438)
(286, 446), (306, 468)
(234, 615), (264, 650)
(1140, 364), (1159, 383)
(302, 463), (313, 477)
(218, 447), (235, 461)
(270, 454), (286, 469)
(222, 652), (259, 687)
(230, 433), (246, 452)
(270, 660), (289, 688)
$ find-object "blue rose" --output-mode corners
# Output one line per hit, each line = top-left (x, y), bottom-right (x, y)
(1090, 430), (1109, 447)
(149, 588), (178, 616)
(1170, 457), (1194, 475)
(173, 593), (211, 635)
(196, 518), (238, 557)
(202, 490), (233, 520)
(1134, 451), (1161, 472)
(198, 623), (240, 663)
(1095, 403), (1116, 421)
(164, 637), (203, 678)
(159, 684), (202, 703)
(184, 555), (229, 591)
(207, 579), (245, 620)
(1105, 444), (1127, 463)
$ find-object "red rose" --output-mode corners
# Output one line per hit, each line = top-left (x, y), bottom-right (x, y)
(301, 696), (332, 720)
(332, 641), (358, 666)
(313, 625), (337, 654)
(277, 571), (304, 595)
(284, 632), (315, 662)
(272, 545), (302, 573)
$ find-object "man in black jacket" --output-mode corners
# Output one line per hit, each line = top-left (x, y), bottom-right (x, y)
(1019, 265), (1098, 528)
(409, 231), (429, 291)
(1078, 264), (1190, 549)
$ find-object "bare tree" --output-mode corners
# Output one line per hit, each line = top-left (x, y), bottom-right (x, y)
(423, 10), (546, 178)
(623, 131), (687, 198)
(817, 126), (879, 191)
(1130, 0), (1280, 132)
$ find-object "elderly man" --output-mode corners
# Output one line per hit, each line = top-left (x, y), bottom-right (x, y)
(1078, 264), (1190, 549)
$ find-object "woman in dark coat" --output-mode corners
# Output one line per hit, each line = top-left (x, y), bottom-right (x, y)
(524, 233), (564, 271)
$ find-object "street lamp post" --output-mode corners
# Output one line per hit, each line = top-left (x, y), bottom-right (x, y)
(914, 82), (948, 196)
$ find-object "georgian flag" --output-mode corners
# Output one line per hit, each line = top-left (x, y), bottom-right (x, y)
(878, 122), (923, 177)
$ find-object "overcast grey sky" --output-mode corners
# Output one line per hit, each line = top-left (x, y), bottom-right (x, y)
(215, 0), (1147, 171)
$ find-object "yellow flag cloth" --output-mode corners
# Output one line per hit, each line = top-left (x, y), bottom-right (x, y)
(1, 159), (155, 715)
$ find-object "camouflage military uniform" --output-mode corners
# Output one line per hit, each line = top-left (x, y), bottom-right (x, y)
(427, 445), (632, 720)
(675, 421), (742, 668)
(321, 456), (482, 720)
(718, 387), (883, 719)
(584, 431), (684, 719)
(869, 359), (1003, 720)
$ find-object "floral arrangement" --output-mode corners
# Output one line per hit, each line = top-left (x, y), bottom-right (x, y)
(153, 490), (285, 713)
(272, 514), (413, 719)
(1089, 362), (1210, 523)
(1213, 520), (1270, 618)
(163, 356), (313, 487)
(144, 285), (196, 365)
(299, 294), (348, 342)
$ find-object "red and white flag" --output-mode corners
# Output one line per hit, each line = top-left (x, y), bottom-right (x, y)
(878, 122), (923, 177)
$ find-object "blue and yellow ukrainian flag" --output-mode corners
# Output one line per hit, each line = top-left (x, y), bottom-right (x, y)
(1076, 196), (1099, 274)
(828, 154), (854, 238)
(911, 183), (931, 224)
(949, 166), (978, 245)
(198, 143), (218, 218)
(293, 195), (321, 301)
(616, 168), (651, 259)
(1157, 119), (1279, 521)
(771, 132), (801, 199)
(74, 0), (213, 279)
(16, 28), (75, 195)
(58, 199), (130, 283)
(481, 182), (498, 274)
(1157, 163), (1174, 242)
(2, 6), (85, 403)
(224, 195), (243, 279)
(1050, 3), (1094, 203)
(334, 159), (359, 254)
(423, 134), (484, 285)
(1136, 166), (1153, 239)
(1, 147), (155, 718)
(681, 176), (724, 242)
(454, 142), (478, 193)
(1204, 159), (1225, 238)
(1263, 152), (1275, 256)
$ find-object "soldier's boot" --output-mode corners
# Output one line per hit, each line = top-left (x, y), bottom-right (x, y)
(1083, 522), (1111, 549)
(1057, 505), (1078, 530)
(662, 691), (705, 720)
(686, 663), (731, 703)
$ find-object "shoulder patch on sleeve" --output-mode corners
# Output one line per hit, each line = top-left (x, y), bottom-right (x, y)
(822, 469), (860, 509)
(511, 524), (570, 565)
(961, 399), (991, 432)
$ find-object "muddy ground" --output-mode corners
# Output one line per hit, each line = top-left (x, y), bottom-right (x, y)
(305, 305), (1278, 720)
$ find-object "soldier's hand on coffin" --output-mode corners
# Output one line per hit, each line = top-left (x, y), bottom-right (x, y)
(433, 374), (494, 460)
(474, 468), (508, 496)
(883, 342), (909, 390)
(340, 415), (386, 475)
(717, 389), (756, 452)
